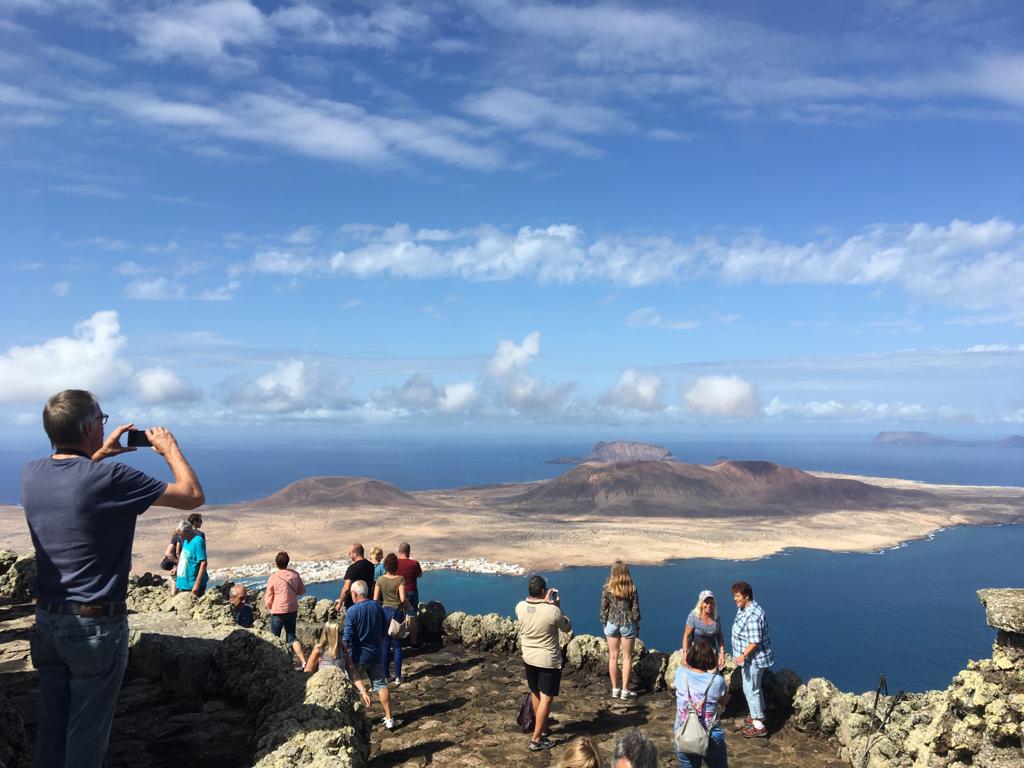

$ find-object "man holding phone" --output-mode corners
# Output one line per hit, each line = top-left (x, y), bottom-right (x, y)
(22, 389), (205, 768)
(515, 574), (572, 752)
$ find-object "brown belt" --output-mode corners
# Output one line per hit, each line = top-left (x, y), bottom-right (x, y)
(40, 602), (127, 617)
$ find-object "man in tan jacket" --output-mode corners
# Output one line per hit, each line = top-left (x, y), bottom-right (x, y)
(515, 574), (572, 752)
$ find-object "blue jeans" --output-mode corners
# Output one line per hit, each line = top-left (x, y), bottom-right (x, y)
(675, 727), (727, 768)
(383, 606), (404, 679)
(30, 609), (130, 768)
(741, 664), (766, 720)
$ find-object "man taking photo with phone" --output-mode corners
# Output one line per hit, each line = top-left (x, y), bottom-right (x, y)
(515, 574), (572, 752)
(22, 389), (205, 768)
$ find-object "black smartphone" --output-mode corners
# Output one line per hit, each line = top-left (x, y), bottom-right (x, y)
(126, 429), (151, 448)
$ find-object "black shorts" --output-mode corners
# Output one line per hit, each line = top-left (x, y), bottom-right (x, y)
(524, 663), (562, 698)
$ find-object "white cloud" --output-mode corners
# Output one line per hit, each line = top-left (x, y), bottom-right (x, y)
(683, 375), (759, 419)
(270, 3), (429, 49)
(124, 277), (186, 300)
(484, 331), (573, 415)
(0, 310), (131, 402)
(487, 331), (541, 377)
(602, 368), (664, 412)
(87, 87), (502, 170)
(285, 225), (319, 245)
(626, 307), (699, 330)
(130, 0), (272, 65)
(50, 281), (71, 297)
(439, 381), (478, 414)
(250, 248), (322, 275)
(763, 397), (969, 422)
(229, 358), (352, 415)
(135, 367), (202, 404)
(197, 279), (241, 301)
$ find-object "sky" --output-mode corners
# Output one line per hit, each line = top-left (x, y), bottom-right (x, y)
(1, 0), (1023, 439)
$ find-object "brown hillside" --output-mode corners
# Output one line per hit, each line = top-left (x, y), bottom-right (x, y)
(252, 476), (423, 509)
(508, 459), (912, 516)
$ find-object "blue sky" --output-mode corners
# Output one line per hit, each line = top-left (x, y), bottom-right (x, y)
(1, 0), (1023, 436)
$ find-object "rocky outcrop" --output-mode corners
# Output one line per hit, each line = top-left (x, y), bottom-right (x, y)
(0, 681), (29, 768)
(793, 589), (1024, 768)
(0, 550), (36, 602)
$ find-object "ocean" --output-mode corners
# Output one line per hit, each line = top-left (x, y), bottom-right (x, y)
(2, 435), (1021, 693)
(303, 524), (1024, 694)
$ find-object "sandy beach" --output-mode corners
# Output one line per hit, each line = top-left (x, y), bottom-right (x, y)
(2, 469), (1022, 582)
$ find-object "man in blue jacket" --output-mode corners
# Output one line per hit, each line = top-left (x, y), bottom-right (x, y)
(343, 579), (395, 729)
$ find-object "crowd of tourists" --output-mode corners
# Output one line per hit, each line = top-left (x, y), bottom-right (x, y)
(20, 389), (772, 768)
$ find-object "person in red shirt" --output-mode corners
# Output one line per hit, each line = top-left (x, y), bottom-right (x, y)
(395, 542), (423, 645)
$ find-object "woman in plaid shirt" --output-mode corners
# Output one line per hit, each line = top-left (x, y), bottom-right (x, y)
(730, 580), (774, 738)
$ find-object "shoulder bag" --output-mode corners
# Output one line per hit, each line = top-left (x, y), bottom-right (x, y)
(673, 671), (720, 756)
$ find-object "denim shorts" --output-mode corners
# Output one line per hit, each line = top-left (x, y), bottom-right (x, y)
(356, 662), (388, 692)
(604, 621), (637, 638)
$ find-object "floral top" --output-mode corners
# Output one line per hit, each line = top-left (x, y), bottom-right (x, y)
(599, 587), (641, 627)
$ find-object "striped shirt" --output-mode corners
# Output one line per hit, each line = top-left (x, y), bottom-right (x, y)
(731, 600), (774, 668)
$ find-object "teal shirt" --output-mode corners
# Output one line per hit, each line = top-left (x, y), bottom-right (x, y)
(176, 534), (208, 591)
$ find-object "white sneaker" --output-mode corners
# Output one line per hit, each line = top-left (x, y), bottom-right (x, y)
(611, 688), (620, 698)
(621, 689), (636, 701)
(382, 717), (395, 730)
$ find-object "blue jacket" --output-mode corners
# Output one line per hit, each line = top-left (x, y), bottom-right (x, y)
(343, 599), (386, 666)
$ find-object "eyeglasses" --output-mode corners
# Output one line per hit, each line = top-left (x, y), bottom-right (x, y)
(97, 413), (109, 425)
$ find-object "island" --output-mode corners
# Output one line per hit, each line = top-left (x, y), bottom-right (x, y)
(873, 431), (1024, 447)
(1, 456), (1020, 578)
(546, 439), (676, 464)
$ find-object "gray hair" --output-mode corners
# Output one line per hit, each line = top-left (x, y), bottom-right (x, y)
(229, 584), (246, 598)
(610, 729), (658, 768)
(43, 389), (100, 447)
(179, 520), (193, 534)
(352, 580), (369, 598)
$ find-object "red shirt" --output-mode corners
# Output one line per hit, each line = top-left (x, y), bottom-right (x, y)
(395, 557), (422, 592)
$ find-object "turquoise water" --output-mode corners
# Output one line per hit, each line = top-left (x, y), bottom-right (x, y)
(304, 524), (1024, 694)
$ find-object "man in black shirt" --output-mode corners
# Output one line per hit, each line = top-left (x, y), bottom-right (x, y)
(336, 543), (375, 609)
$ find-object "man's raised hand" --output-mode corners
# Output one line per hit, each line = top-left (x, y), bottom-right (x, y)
(91, 423), (137, 461)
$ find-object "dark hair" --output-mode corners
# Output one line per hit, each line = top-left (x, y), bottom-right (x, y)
(731, 581), (753, 600)
(528, 574), (547, 598)
(686, 637), (716, 672)
(351, 543), (364, 557)
(187, 513), (203, 528)
(398, 542), (411, 555)
(610, 729), (658, 768)
(384, 552), (398, 574)
(275, 551), (290, 569)
(43, 389), (99, 447)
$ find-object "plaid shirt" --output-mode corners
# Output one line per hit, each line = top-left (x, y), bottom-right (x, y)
(731, 600), (774, 668)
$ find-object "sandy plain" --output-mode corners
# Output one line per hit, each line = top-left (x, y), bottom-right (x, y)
(1, 470), (1022, 581)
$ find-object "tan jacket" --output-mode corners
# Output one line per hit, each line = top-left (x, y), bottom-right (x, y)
(516, 599), (572, 669)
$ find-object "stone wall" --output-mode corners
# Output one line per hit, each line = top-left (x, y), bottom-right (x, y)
(791, 589), (1024, 768)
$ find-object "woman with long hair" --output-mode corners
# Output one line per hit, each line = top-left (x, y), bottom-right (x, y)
(303, 619), (372, 708)
(682, 590), (727, 671)
(599, 560), (641, 700)
(373, 552), (411, 684)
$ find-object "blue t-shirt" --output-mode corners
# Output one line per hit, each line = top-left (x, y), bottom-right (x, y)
(176, 534), (208, 591)
(22, 457), (166, 604)
(343, 599), (386, 667)
(674, 667), (726, 728)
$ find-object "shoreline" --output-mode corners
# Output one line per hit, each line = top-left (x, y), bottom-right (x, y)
(1, 470), (1022, 578)
(208, 521), (1024, 586)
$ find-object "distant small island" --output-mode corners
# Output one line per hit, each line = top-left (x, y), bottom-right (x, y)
(873, 431), (1024, 448)
(546, 440), (676, 464)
